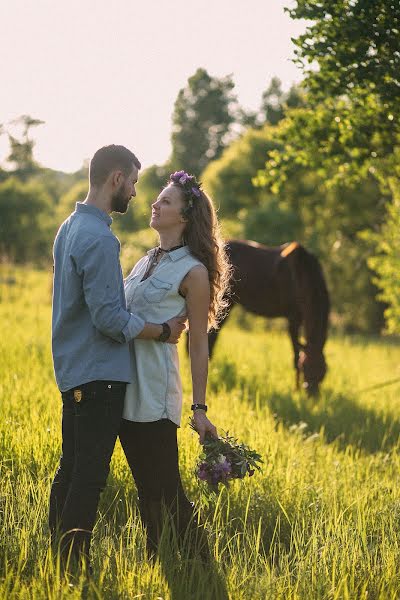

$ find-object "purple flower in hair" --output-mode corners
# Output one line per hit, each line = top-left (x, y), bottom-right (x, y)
(172, 170), (185, 180)
(169, 169), (203, 208)
(191, 186), (201, 198)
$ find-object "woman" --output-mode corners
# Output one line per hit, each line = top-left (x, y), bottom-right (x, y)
(119, 170), (231, 557)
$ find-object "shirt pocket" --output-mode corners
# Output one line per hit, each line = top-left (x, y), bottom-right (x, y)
(143, 277), (172, 303)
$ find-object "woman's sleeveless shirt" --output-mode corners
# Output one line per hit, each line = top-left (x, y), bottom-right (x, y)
(123, 246), (202, 426)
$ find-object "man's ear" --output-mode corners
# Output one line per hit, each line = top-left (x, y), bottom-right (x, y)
(111, 170), (123, 188)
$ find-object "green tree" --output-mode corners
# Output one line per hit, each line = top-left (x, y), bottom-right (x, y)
(201, 125), (280, 216)
(364, 150), (400, 333)
(170, 68), (237, 176)
(253, 0), (399, 331)
(260, 77), (285, 126)
(241, 78), (307, 129)
(258, 0), (400, 189)
(0, 178), (55, 263)
(204, 119), (386, 330)
(294, 174), (387, 332)
(6, 115), (45, 180)
(202, 125), (301, 244)
(0, 123), (7, 183)
(289, 0), (399, 115)
(57, 180), (89, 223)
(368, 190), (400, 334)
(30, 163), (88, 206)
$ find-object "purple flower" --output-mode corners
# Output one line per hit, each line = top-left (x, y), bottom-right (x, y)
(218, 459), (232, 476)
(224, 460), (232, 472)
(172, 170), (185, 180)
(191, 186), (201, 198)
(192, 429), (263, 492)
(198, 470), (208, 481)
(197, 462), (209, 481)
(211, 471), (222, 485)
(179, 174), (188, 185)
(208, 459), (232, 485)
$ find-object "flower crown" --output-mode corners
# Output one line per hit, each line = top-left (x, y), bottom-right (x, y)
(169, 170), (202, 208)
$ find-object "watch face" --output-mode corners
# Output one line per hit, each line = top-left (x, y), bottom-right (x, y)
(162, 323), (171, 340)
(159, 323), (170, 341)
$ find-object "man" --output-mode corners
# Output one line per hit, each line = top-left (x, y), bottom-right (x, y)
(49, 144), (186, 567)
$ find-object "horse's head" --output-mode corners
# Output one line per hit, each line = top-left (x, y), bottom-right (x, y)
(298, 350), (327, 396)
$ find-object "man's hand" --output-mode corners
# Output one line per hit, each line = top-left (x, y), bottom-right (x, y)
(166, 315), (187, 344)
(192, 411), (218, 444)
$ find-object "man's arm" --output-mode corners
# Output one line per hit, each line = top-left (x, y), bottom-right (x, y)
(76, 235), (185, 344)
(75, 235), (143, 342)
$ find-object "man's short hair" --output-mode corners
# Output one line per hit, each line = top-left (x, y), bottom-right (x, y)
(89, 145), (141, 186)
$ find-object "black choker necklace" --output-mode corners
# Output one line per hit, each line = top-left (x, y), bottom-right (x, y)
(158, 244), (184, 253)
(142, 244), (184, 282)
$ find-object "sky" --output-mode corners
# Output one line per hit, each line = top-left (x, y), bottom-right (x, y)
(0, 0), (307, 173)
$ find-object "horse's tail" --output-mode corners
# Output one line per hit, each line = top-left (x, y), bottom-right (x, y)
(281, 242), (330, 354)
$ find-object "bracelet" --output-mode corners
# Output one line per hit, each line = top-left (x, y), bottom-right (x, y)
(191, 403), (208, 412)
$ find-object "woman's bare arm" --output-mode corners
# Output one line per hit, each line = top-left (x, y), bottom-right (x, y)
(181, 265), (218, 443)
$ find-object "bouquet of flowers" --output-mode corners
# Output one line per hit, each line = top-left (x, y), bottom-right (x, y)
(191, 424), (263, 493)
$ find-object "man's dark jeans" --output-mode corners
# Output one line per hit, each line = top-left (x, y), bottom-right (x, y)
(49, 380), (126, 563)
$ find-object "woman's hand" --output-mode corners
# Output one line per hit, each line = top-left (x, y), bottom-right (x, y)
(192, 411), (218, 444)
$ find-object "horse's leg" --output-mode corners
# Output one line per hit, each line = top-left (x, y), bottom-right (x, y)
(208, 301), (234, 359)
(185, 302), (234, 359)
(288, 315), (301, 390)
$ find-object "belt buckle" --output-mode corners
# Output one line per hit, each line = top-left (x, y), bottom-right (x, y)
(73, 389), (83, 403)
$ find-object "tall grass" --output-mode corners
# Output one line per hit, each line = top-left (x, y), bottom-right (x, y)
(1, 267), (399, 599)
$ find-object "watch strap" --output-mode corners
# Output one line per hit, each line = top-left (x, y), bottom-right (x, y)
(191, 403), (208, 412)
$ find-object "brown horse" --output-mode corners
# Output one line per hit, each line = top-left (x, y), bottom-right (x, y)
(209, 240), (330, 396)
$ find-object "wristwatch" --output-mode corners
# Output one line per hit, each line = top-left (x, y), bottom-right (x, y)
(157, 322), (171, 342)
(191, 403), (208, 412)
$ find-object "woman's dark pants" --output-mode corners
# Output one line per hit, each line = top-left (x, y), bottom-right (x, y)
(49, 381), (126, 564)
(119, 418), (209, 558)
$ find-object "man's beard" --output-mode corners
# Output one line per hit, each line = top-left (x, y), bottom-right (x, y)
(111, 185), (131, 214)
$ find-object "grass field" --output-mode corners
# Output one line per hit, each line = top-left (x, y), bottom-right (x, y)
(1, 266), (400, 599)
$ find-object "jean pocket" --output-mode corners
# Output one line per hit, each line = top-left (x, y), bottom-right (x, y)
(73, 389), (96, 416)
(143, 277), (172, 303)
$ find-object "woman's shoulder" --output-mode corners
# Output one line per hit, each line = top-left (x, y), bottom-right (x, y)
(173, 250), (205, 276)
(181, 248), (204, 267)
(179, 262), (209, 301)
(183, 262), (208, 281)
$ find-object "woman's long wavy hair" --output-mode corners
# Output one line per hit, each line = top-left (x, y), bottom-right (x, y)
(171, 182), (232, 331)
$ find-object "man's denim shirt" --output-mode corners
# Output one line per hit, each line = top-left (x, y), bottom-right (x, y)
(52, 202), (145, 392)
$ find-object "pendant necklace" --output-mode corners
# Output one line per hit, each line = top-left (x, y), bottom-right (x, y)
(141, 244), (184, 282)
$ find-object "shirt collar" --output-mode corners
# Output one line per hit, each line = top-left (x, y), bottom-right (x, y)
(75, 202), (113, 227)
(146, 245), (190, 262)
